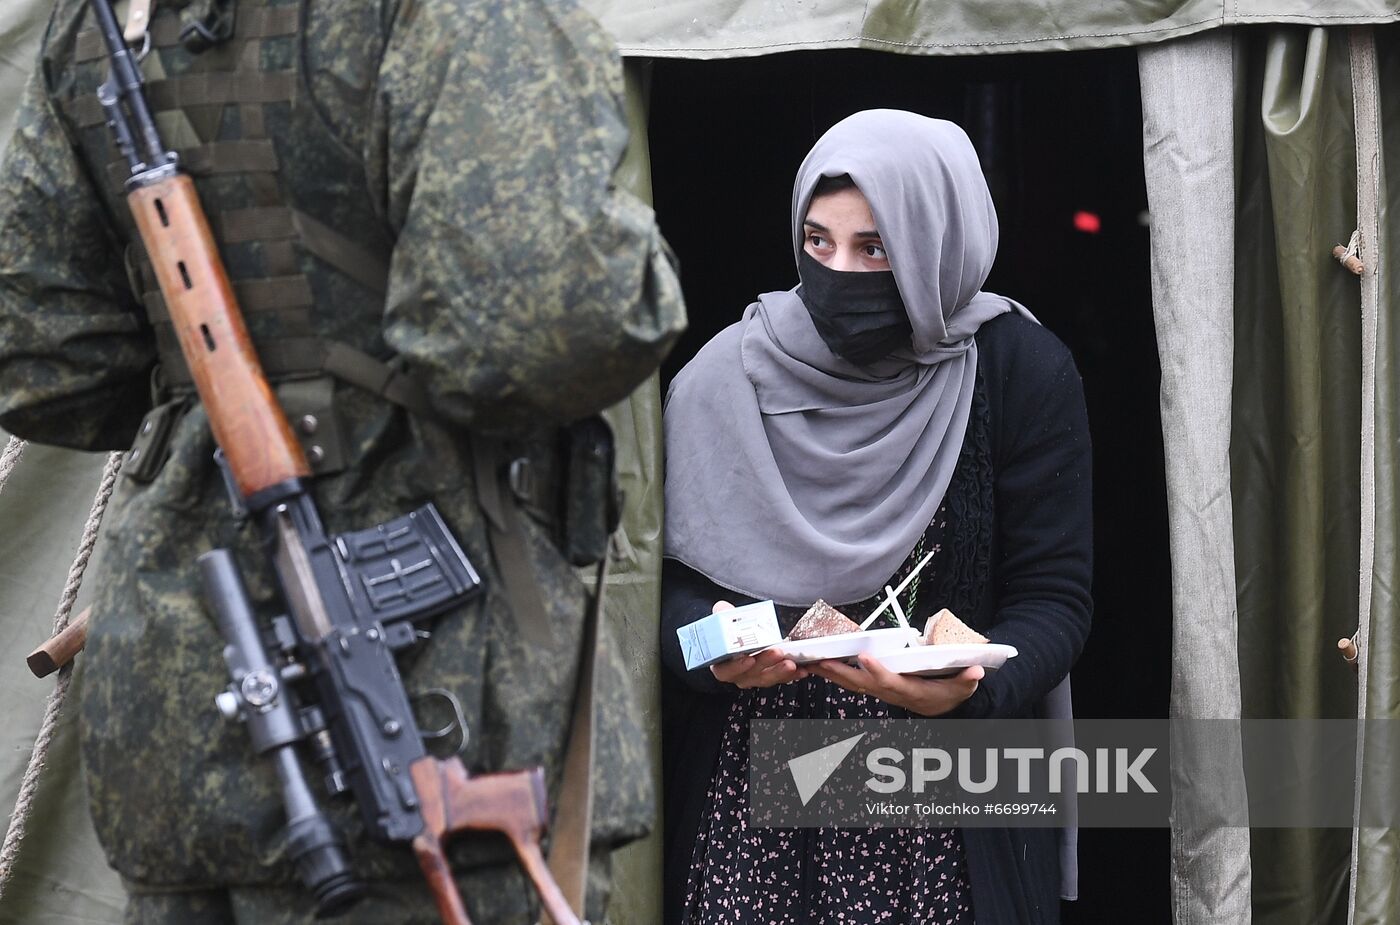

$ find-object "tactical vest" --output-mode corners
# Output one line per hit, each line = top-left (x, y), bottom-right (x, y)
(56, 0), (615, 564)
(60, 0), (414, 483)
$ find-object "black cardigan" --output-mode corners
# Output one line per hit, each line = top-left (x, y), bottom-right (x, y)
(660, 313), (1094, 925)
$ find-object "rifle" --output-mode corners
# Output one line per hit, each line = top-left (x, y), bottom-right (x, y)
(88, 2), (585, 922)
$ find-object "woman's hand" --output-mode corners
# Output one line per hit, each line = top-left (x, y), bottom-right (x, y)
(809, 653), (983, 716)
(708, 600), (809, 689)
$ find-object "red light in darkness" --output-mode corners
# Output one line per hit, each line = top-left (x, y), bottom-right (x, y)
(1073, 210), (1102, 234)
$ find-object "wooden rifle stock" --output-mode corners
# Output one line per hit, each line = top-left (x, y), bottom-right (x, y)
(410, 758), (581, 925)
(127, 177), (309, 496)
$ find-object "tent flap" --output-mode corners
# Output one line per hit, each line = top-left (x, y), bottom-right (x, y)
(585, 0), (1400, 60)
(1231, 26), (1360, 925)
(1137, 30), (1252, 925)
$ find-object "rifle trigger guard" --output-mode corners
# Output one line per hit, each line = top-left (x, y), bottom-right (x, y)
(411, 687), (468, 756)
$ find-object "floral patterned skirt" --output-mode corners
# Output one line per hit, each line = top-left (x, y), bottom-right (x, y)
(682, 678), (974, 925)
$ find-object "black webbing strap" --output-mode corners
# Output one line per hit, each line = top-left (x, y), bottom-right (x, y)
(217, 205), (296, 242)
(158, 335), (320, 386)
(159, 336), (432, 418)
(319, 342), (430, 418)
(151, 324), (185, 384)
(197, 207), (391, 295)
(106, 140), (279, 189)
(470, 438), (556, 648)
(291, 210), (393, 295)
(142, 275), (312, 323)
(180, 139), (280, 175)
(73, 6), (299, 61)
(70, 71), (295, 127)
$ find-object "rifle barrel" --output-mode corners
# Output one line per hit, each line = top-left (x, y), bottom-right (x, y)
(87, 0), (172, 173)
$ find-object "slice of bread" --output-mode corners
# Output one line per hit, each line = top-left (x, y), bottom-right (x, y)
(922, 608), (988, 645)
(789, 600), (861, 640)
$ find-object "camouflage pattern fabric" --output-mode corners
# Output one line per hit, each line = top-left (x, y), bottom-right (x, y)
(0, 0), (683, 920)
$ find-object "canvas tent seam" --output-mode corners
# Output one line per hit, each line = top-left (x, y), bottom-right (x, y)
(1229, 12), (1400, 21)
(607, 7), (1400, 59)
(1344, 23), (1381, 925)
(614, 16), (1224, 56)
(858, 22), (1222, 48)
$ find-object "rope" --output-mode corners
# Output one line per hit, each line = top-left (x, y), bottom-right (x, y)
(0, 437), (26, 496)
(0, 450), (123, 900)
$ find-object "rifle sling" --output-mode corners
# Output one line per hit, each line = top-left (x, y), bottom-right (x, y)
(470, 438), (555, 649)
(161, 337), (431, 419)
(542, 550), (606, 924)
(470, 433), (601, 919)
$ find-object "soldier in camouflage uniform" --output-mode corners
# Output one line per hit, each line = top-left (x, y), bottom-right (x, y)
(0, 0), (684, 921)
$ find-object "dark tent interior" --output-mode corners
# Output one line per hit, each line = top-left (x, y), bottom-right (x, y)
(648, 46), (1173, 923)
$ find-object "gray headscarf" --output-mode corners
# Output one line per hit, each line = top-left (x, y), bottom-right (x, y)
(664, 110), (1033, 606)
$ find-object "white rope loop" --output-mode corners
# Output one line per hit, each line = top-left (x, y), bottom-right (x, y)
(0, 450), (123, 899)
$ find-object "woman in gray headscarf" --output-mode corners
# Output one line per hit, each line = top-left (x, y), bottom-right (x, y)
(660, 110), (1092, 925)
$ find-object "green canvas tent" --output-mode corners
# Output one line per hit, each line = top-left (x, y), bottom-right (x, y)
(2, 3), (1399, 924)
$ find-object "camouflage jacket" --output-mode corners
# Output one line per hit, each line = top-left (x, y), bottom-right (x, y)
(0, 0), (683, 899)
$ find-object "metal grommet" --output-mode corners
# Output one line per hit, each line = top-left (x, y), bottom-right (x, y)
(299, 414), (318, 435)
(308, 445), (325, 464)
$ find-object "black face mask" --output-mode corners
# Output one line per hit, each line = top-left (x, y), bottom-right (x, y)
(797, 251), (913, 366)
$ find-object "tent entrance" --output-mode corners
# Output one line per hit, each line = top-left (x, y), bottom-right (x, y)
(648, 47), (1172, 924)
